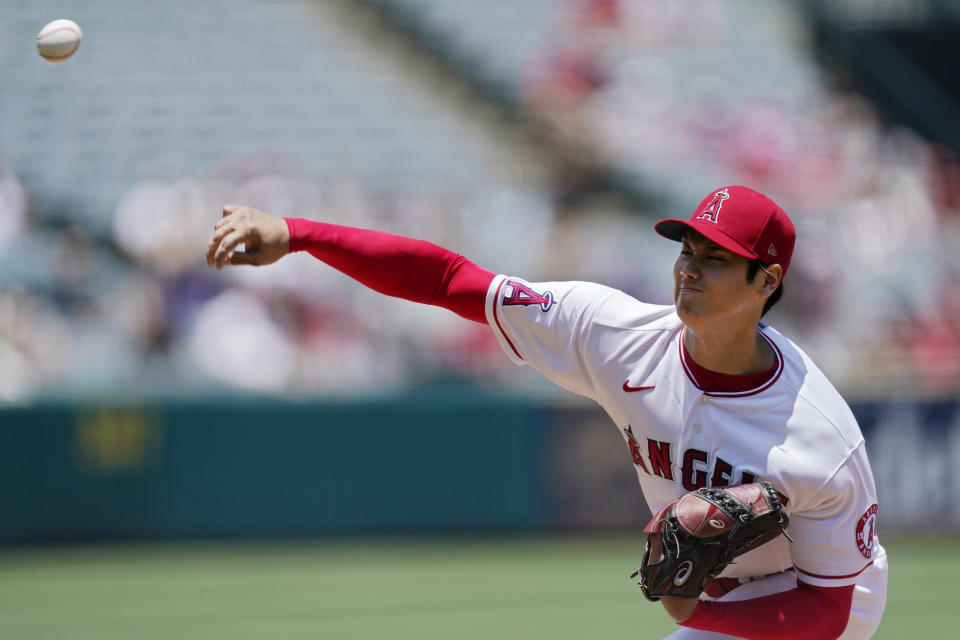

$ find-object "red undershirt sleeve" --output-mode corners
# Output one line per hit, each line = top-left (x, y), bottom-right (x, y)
(284, 217), (495, 324)
(681, 581), (855, 640)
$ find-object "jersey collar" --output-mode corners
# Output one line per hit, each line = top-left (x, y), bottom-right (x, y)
(679, 328), (784, 397)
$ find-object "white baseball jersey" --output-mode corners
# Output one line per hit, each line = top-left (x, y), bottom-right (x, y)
(485, 275), (887, 636)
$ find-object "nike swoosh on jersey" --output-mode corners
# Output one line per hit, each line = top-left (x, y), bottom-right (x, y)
(623, 381), (656, 392)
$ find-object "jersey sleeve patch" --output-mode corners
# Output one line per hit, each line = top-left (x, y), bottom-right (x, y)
(502, 280), (558, 312)
(856, 503), (879, 559)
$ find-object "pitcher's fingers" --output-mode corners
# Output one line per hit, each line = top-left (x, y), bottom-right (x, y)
(215, 212), (238, 232)
(214, 229), (246, 269)
(206, 223), (236, 266)
(214, 206), (247, 233)
(206, 236), (222, 267)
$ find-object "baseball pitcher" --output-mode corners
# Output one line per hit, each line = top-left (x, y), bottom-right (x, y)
(206, 186), (887, 639)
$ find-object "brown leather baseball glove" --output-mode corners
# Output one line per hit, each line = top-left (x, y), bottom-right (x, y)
(632, 481), (791, 601)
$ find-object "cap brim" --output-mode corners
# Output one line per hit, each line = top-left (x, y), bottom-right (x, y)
(654, 218), (759, 260)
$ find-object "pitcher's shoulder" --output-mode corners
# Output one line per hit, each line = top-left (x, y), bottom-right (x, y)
(762, 326), (863, 441)
(592, 289), (680, 333)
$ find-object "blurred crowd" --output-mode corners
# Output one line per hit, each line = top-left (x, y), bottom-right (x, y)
(1, 0), (959, 403)
(0, 153), (565, 402)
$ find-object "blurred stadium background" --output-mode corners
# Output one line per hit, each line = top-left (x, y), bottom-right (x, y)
(2, 0), (959, 638)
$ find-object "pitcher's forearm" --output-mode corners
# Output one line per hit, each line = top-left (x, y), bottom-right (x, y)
(285, 218), (494, 323)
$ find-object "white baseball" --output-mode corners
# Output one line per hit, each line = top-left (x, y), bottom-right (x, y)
(37, 19), (82, 63)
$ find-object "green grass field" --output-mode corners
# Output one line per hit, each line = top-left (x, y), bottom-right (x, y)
(0, 536), (953, 639)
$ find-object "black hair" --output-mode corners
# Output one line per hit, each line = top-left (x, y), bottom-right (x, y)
(747, 260), (783, 317)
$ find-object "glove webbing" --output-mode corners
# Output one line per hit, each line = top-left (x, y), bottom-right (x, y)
(696, 483), (794, 546)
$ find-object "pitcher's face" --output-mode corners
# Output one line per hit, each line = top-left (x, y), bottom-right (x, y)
(673, 231), (766, 327)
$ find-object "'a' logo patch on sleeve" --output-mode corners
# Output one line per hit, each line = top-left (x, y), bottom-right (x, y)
(503, 280), (557, 312)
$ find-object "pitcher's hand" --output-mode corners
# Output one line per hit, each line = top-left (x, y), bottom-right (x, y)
(660, 596), (699, 624)
(206, 205), (290, 269)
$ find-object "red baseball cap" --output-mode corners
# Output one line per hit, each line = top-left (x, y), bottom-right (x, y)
(655, 186), (795, 279)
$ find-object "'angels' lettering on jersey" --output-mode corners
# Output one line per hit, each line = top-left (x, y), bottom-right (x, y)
(622, 428), (753, 490)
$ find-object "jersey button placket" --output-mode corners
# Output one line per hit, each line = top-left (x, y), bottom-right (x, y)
(684, 395), (708, 439)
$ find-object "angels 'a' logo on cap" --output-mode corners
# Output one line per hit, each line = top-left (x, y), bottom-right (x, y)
(696, 188), (729, 223)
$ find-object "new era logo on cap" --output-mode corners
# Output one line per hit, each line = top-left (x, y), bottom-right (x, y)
(653, 186), (796, 279)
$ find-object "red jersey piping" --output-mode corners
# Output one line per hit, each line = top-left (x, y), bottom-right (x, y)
(492, 278), (523, 361)
(794, 561), (874, 581)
